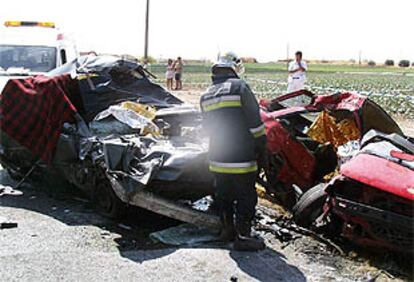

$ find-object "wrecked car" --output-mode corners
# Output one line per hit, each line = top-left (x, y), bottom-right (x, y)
(293, 130), (414, 253)
(259, 90), (413, 253)
(0, 56), (217, 227)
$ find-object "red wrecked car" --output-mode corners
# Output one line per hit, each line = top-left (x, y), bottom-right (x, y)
(259, 90), (413, 253)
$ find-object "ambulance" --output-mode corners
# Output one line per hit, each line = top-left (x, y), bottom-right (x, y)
(0, 21), (78, 91)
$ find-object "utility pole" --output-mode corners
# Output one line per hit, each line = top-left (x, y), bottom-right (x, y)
(144, 0), (150, 60)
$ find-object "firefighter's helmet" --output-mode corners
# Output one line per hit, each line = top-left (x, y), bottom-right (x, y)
(213, 51), (245, 75)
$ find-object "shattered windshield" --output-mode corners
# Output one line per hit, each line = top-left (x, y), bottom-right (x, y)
(0, 45), (57, 74)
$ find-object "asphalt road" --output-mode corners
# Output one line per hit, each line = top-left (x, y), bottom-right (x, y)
(0, 169), (306, 282)
(1, 167), (411, 282)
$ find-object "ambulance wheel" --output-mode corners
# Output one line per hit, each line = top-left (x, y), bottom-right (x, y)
(292, 184), (327, 228)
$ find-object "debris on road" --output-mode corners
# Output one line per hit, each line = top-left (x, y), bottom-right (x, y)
(255, 207), (344, 255)
(118, 223), (132, 230)
(0, 222), (18, 229)
(0, 185), (23, 197)
(150, 223), (219, 246)
(12, 164), (37, 189)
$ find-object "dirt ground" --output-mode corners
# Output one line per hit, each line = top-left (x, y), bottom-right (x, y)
(0, 89), (412, 281)
(394, 117), (414, 136)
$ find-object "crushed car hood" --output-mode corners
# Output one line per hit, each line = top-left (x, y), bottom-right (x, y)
(48, 55), (183, 122)
(0, 55), (209, 196)
(340, 130), (414, 200)
(341, 154), (414, 200)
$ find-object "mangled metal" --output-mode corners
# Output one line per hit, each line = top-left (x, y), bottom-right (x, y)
(322, 131), (414, 253)
(259, 90), (413, 253)
(0, 55), (217, 227)
(48, 55), (183, 122)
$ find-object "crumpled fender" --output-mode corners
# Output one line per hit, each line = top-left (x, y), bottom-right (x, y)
(340, 154), (414, 200)
(263, 114), (315, 189)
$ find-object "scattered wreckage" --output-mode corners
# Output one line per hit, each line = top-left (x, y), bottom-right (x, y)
(0, 57), (412, 253)
(259, 90), (414, 253)
(0, 55), (220, 229)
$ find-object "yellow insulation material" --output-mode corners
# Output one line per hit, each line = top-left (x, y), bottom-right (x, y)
(307, 111), (360, 149)
(121, 101), (157, 120)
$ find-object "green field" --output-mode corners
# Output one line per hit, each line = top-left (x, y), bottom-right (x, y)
(150, 63), (414, 118)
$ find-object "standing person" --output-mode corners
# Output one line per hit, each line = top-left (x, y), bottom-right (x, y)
(287, 51), (307, 93)
(165, 59), (174, 90)
(173, 56), (183, 90)
(200, 52), (266, 251)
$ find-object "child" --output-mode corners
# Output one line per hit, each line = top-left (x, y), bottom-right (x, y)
(165, 59), (174, 90)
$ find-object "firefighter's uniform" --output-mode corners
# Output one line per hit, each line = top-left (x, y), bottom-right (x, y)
(200, 71), (266, 249)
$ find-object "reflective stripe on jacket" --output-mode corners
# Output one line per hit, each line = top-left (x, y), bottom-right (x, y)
(200, 73), (265, 174)
(209, 160), (258, 174)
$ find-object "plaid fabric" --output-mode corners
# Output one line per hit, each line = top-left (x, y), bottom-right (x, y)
(0, 74), (78, 162)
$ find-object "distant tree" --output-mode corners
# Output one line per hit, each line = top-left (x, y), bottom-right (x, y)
(398, 60), (410, 68)
(384, 59), (394, 66)
(140, 56), (157, 64)
(412, 61), (414, 67)
(241, 57), (258, 63)
(368, 60), (376, 67)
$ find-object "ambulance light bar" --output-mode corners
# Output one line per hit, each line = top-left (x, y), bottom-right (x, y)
(4, 21), (55, 28)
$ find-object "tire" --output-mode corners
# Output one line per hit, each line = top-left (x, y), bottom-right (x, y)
(6, 167), (23, 181)
(92, 180), (127, 219)
(292, 183), (327, 228)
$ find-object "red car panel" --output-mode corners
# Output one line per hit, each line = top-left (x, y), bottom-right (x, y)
(263, 115), (315, 189)
(259, 106), (308, 120)
(340, 154), (414, 201)
(310, 92), (366, 112)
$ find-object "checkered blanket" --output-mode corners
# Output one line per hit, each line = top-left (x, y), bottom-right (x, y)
(0, 74), (78, 162)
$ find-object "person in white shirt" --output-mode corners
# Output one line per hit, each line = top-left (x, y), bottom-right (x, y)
(287, 51), (307, 93)
(165, 59), (174, 90)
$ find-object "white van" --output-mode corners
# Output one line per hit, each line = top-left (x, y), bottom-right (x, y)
(0, 21), (78, 91)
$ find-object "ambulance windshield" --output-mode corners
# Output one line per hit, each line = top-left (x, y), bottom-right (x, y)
(0, 45), (57, 74)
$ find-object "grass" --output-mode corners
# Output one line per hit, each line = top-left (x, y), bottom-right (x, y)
(149, 63), (414, 118)
(151, 62), (414, 74)
(244, 63), (414, 73)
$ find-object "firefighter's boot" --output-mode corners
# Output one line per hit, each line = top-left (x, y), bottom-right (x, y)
(233, 220), (265, 251)
(219, 211), (236, 242)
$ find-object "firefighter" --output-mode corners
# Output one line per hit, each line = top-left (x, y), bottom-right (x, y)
(200, 52), (266, 251)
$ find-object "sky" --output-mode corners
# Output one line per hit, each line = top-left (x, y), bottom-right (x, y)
(1, 0), (413, 62)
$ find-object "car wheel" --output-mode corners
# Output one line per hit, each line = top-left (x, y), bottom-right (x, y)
(6, 167), (23, 181)
(292, 183), (327, 228)
(92, 180), (127, 219)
